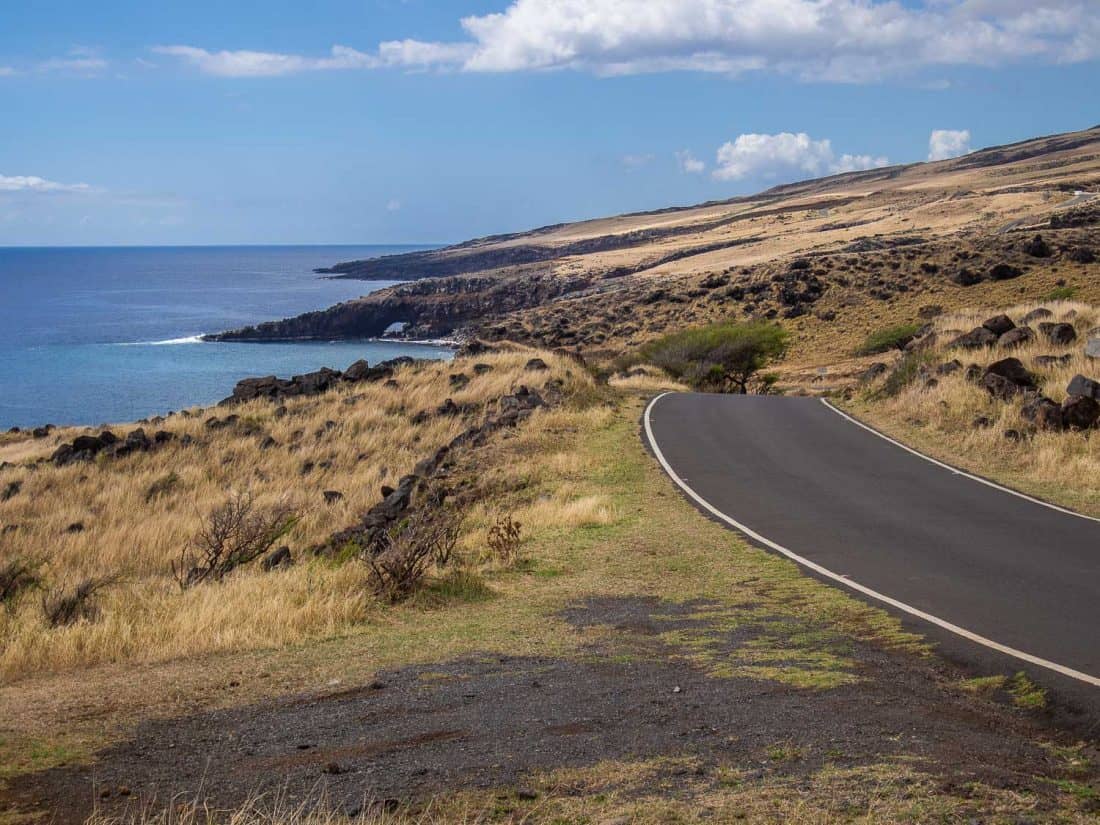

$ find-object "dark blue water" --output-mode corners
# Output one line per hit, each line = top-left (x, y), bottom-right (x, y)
(0, 246), (452, 428)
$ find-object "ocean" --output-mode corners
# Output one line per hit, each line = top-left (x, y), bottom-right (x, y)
(0, 245), (453, 429)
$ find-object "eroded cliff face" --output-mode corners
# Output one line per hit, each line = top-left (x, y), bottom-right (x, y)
(207, 266), (593, 342)
(209, 127), (1100, 358)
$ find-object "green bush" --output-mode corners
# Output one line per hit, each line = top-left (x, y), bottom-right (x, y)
(638, 321), (789, 393)
(1045, 285), (1077, 301)
(856, 323), (923, 355)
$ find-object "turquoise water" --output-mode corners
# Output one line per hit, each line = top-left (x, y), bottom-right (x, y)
(0, 245), (452, 428)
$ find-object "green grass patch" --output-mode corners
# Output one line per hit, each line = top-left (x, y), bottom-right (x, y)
(856, 323), (923, 356)
(1045, 285), (1078, 300)
(1007, 671), (1047, 710)
(959, 674), (1006, 694)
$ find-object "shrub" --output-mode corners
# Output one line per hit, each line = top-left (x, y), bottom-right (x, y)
(487, 513), (523, 564)
(42, 577), (113, 627)
(144, 472), (180, 503)
(878, 352), (932, 398)
(637, 321), (790, 393)
(366, 505), (461, 604)
(0, 556), (41, 609)
(1045, 285), (1077, 301)
(174, 492), (297, 588)
(856, 323), (923, 355)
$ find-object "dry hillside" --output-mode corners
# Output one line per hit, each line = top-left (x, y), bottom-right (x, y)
(212, 126), (1100, 373)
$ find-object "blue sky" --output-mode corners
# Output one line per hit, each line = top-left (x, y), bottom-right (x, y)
(1, 0), (1097, 246)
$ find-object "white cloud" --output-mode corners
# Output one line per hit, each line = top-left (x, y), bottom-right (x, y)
(152, 41), (472, 78)
(676, 150), (705, 174)
(153, 1), (1100, 81)
(928, 128), (972, 161)
(36, 56), (107, 74)
(0, 174), (91, 193)
(712, 132), (889, 181)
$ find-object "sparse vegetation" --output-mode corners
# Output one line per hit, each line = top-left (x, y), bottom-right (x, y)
(366, 505), (462, 604)
(856, 323), (923, 355)
(851, 300), (1100, 516)
(41, 576), (114, 627)
(174, 491), (297, 588)
(486, 512), (522, 564)
(0, 556), (41, 609)
(634, 321), (790, 393)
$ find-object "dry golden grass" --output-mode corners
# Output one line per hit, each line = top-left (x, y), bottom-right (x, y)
(851, 300), (1100, 515)
(0, 351), (592, 680)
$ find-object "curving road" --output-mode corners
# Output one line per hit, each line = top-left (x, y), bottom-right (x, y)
(644, 392), (1100, 688)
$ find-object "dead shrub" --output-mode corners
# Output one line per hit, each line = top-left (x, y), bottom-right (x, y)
(42, 577), (113, 627)
(174, 491), (297, 589)
(366, 505), (461, 604)
(487, 513), (523, 564)
(0, 556), (42, 609)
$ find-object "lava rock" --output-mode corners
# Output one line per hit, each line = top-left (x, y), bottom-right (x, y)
(525, 357), (550, 372)
(860, 362), (888, 383)
(1033, 354), (1072, 368)
(951, 268), (982, 286)
(1038, 322), (1077, 346)
(950, 327), (998, 350)
(1086, 338), (1100, 360)
(1020, 396), (1063, 431)
(1067, 374), (1100, 401)
(988, 263), (1023, 281)
(1022, 308), (1054, 324)
(323, 490), (345, 505)
(1062, 395), (1100, 430)
(981, 358), (1038, 400)
(982, 314), (1016, 336)
(998, 327), (1035, 348)
(261, 545), (293, 571)
(1022, 234), (1052, 258)
(936, 360), (963, 376)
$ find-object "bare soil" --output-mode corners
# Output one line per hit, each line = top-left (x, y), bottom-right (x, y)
(6, 596), (1095, 821)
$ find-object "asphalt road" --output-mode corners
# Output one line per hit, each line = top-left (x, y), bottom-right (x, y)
(644, 392), (1100, 689)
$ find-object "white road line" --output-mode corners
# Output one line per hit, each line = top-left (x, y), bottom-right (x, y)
(820, 399), (1100, 524)
(642, 392), (1100, 688)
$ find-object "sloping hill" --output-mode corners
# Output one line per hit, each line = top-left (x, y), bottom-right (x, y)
(209, 126), (1100, 365)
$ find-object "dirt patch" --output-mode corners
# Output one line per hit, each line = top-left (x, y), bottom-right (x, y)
(4, 596), (1093, 821)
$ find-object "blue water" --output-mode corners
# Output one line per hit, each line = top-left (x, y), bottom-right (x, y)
(0, 246), (452, 428)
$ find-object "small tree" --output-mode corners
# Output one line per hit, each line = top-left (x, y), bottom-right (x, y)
(366, 505), (461, 604)
(174, 492), (296, 588)
(638, 321), (789, 393)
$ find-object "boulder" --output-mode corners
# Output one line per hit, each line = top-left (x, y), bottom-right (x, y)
(449, 373), (469, 390)
(1020, 396), (1063, 431)
(988, 263), (1022, 281)
(1066, 374), (1100, 401)
(1086, 338), (1100, 360)
(982, 314), (1016, 336)
(1034, 354), (1072, 368)
(860, 362), (888, 383)
(261, 546), (293, 572)
(1022, 308), (1054, 324)
(1022, 234), (1052, 258)
(1066, 246), (1096, 264)
(323, 490), (344, 505)
(936, 360), (963, 376)
(343, 359), (372, 382)
(950, 327), (998, 350)
(472, 363), (494, 375)
(951, 268), (982, 286)
(981, 358), (1038, 400)
(1038, 322), (1077, 346)
(525, 357), (550, 372)
(1062, 395), (1100, 430)
(998, 327), (1034, 348)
